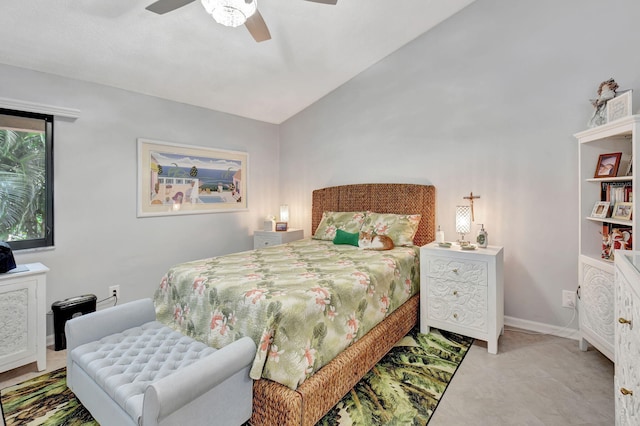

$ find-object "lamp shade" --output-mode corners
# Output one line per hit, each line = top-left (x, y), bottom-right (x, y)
(201, 0), (257, 27)
(280, 205), (289, 222)
(455, 206), (471, 234)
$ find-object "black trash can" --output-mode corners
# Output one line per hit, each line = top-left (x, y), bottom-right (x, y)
(51, 294), (97, 351)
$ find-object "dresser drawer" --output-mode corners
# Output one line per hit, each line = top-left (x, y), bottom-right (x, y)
(254, 229), (304, 249)
(254, 235), (283, 248)
(425, 256), (488, 287)
(427, 278), (488, 332)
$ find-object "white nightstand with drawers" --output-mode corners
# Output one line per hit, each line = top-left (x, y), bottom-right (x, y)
(420, 242), (504, 354)
(253, 229), (304, 249)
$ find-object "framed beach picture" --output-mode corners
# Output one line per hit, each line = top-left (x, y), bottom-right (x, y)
(606, 90), (632, 123)
(594, 152), (622, 178)
(591, 201), (610, 218)
(612, 202), (633, 221)
(137, 138), (248, 217)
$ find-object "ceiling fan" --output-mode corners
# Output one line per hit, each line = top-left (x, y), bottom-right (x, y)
(145, 0), (338, 43)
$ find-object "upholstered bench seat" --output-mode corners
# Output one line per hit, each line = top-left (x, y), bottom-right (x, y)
(66, 299), (256, 426)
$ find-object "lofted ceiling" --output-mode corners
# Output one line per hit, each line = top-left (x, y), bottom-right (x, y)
(0, 0), (475, 124)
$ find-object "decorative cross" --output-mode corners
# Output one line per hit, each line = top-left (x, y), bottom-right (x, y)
(463, 192), (481, 222)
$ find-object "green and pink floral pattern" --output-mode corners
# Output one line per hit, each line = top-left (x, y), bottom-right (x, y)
(312, 211), (367, 240)
(154, 239), (419, 389)
(361, 212), (422, 246)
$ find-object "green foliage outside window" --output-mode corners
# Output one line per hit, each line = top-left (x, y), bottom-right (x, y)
(0, 110), (53, 249)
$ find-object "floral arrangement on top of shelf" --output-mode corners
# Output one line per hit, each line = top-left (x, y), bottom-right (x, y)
(588, 78), (633, 128)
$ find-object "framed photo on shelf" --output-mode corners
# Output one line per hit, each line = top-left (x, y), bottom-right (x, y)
(612, 202), (633, 220)
(606, 90), (632, 123)
(275, 222), (288, 231)
(594, 152), (622, 178)
(591, 201), (610, 218)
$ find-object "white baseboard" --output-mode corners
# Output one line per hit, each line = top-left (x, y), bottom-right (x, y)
(504, 315), (580, 341)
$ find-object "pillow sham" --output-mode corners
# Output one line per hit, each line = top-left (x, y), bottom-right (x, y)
(333, 229), (360, 247)
(313, 211), (367, 241)
(360, 212), (421, 246)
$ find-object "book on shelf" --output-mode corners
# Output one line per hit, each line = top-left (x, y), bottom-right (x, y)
(601, 223), (633, 261)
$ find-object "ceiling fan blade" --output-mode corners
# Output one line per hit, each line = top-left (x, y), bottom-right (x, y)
(245, 10), (271, 43)
(145, 0), (196, 14)
(304, 0), (338, 4)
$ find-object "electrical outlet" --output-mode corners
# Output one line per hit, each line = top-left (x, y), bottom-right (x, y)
(562, 290), (576, 308)
(109, 285), (120, 300)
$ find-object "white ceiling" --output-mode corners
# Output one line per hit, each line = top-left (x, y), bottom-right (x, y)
(0, 0), (474, 124)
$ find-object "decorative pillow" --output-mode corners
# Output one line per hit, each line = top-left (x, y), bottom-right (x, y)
(313, 211), (367, 241)
(360, 212), (421, 246)
(333, 229), (360, 247)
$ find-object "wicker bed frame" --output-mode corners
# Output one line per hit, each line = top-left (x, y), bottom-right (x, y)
(250, 183), (436, 426)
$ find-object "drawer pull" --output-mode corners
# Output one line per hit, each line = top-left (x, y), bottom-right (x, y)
(620, 387), (634, 396)
(618, 317), (632, 326)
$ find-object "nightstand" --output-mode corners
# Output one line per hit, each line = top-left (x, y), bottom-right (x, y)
(253, 229), (304, 249)
(420, 242), (504, 354)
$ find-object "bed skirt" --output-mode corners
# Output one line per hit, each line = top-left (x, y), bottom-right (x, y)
(250, 293), (419, 426)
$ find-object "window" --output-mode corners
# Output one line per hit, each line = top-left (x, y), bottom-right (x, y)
(0, 108), (54, 250)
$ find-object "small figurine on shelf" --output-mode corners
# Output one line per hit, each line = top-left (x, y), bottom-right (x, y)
(588, 78), (618, 128)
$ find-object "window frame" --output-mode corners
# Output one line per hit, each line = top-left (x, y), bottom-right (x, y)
(0, 108), (54, 250)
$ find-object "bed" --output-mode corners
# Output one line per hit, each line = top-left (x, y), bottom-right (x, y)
(153, 183), (435, 425)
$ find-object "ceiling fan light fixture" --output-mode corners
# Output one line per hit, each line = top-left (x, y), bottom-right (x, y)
(201, 0), (257, 28)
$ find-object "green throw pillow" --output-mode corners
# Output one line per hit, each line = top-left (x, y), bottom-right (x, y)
(333, 229), (360, 247)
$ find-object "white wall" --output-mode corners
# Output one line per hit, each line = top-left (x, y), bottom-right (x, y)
(0, 64), (279, 332)
(279, 0), (640, 330)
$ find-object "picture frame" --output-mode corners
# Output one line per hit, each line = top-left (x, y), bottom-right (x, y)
(618, 154), (633, 177)
(612, 202), (633, 221)
(591, 201), (610, 218)
(275, 222), (288, 231)
(594, 152), (622, 178)
(606, 90), (632, 123)
(137, 138), (248, 217)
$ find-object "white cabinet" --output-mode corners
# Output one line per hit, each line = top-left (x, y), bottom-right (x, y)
(575, 115), (640, 361)
(0, 263), (48, 373)
(614, 251), (640, 426)
(253, 229), (304, 249)
(420, 243), (504, 354)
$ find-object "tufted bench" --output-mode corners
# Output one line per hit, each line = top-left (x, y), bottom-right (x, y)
(65, 298), (256, 426)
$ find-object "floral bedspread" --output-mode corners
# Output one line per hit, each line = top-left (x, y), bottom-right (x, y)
(153, 238), (420, 390)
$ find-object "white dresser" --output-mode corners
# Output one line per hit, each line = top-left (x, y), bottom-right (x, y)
(420, 243), (504, 354)
(0, 263), (48, 373)
(253, 229), (304, 249)
(614, 251), (640, 425)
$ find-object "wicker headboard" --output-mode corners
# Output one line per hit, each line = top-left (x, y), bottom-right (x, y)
(311, 183), (436, 246)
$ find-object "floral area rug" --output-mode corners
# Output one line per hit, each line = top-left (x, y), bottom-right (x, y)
(0, 328), (472, 426)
